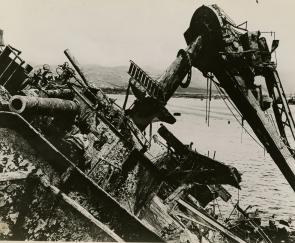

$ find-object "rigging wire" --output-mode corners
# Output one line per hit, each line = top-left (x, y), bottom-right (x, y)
(206, 75), (243, 118)
(206, 77), (209, 123)
(208, 77), (212, 127)
(212, 78), (242, 117)
(241, 119), (244, 144)
(208, 73), (294, 156)
(266, 111), (279, 135)
(123, 78), (132, 110)
(211, 79), (265, 149)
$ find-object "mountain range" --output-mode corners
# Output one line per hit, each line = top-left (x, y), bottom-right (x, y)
(35, 64), (295, 95)
(82, 64), (211, 94)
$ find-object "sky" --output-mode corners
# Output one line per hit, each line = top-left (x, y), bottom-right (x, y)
(0, 0), (295, 88)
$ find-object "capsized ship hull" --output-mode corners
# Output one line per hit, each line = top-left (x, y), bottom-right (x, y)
(0, 50), (245, 242)
(0, 111), (162, 241)
(1, 3), (293, 242)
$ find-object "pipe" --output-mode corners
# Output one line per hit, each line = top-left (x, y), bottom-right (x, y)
(9, 95), (79, 116)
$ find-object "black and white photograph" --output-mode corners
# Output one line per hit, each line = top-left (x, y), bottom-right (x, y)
(0, 0), (294, 242)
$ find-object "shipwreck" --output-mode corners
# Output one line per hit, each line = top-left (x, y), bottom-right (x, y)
(0, 4), (294, 243)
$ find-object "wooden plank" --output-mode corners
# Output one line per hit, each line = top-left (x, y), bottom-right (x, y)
(141, 196), (184, 235)
(72, 166), (164, 242)
(178, 199), (246, 243)
(236, 205), (272, 243)
(173, 212), (216, 231)
(38, 176), (125, 242)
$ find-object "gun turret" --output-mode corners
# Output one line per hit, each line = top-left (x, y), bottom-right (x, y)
(9, 95), (80, 116)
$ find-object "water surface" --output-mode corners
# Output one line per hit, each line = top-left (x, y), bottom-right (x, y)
(111, 94), (295, 224)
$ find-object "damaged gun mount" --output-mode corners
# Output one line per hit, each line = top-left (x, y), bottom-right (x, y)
(0, 38), (245, 243)
(0, 3), (291, 243)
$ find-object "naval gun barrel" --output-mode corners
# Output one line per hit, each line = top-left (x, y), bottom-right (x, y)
(9, 95), (80, 116)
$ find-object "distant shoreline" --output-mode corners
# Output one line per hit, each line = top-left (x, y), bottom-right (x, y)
(102, 88), (226, 100)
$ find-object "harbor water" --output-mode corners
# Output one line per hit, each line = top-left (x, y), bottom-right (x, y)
(111, 94), (295, 225)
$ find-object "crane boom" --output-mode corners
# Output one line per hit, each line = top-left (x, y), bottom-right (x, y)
(127, 4), (295, 192)
(184, 4), (295, 192)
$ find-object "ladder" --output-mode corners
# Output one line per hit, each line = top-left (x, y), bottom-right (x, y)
(128, 60), (165, 102)
(265, 68), (295, 151)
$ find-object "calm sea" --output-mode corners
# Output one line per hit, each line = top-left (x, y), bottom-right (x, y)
(111, 94), (295, 225)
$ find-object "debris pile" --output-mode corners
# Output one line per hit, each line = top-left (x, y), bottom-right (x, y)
(0, 4), (294, 243)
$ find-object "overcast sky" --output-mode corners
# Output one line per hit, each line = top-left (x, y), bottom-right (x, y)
(0, 0), (294, 85)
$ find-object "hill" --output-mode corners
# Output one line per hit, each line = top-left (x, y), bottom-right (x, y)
(82, 64), (211, 93)
(33, 64), (217, 95)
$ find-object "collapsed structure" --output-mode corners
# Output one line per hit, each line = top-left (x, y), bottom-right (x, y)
(0, 4), (294, 243)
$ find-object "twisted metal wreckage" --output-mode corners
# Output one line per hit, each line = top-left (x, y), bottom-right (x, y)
(0, 4), (294, 243)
